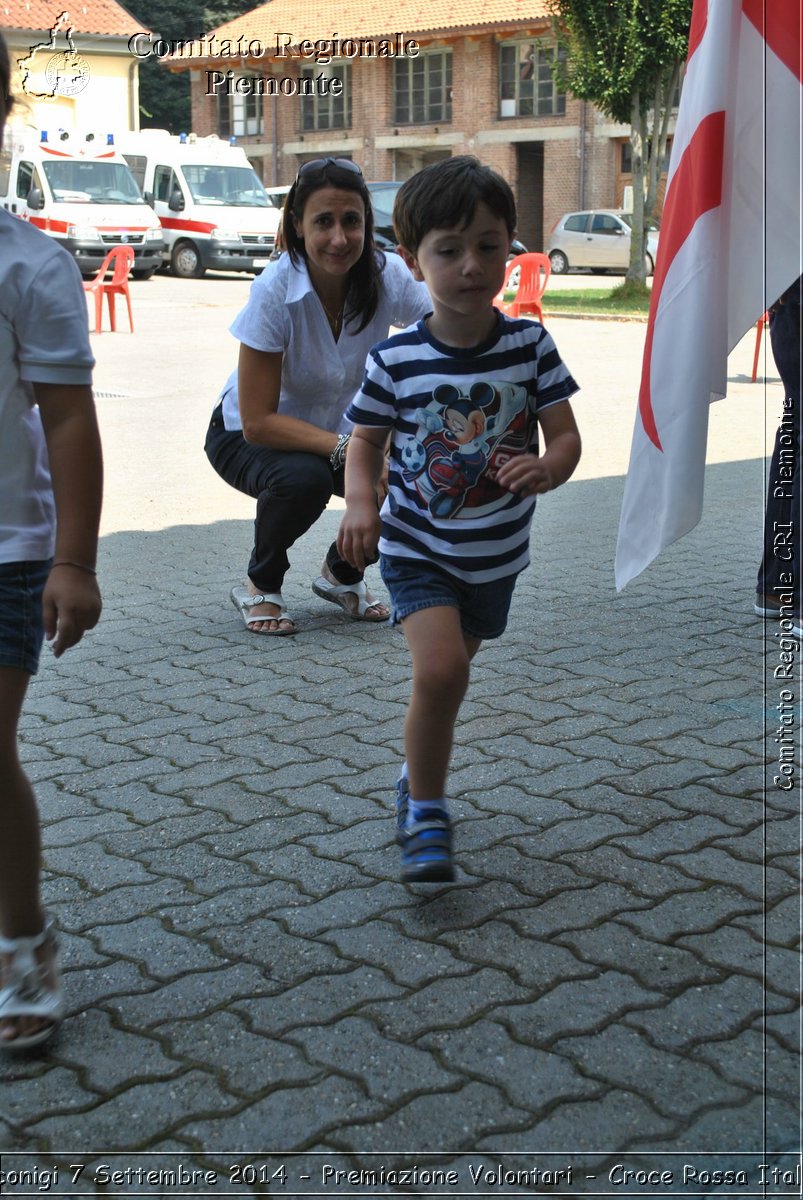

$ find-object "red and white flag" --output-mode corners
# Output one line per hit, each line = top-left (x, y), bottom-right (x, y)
(615, 0), (802, 590)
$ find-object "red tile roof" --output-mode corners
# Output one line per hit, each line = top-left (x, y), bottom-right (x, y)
(0, 0), (144, 38)
(175, 0), (552, 58)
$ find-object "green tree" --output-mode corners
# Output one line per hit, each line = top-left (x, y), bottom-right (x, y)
(126, 1), (260, 130)
(549, 0), (692, 282)
(125, 0), (205, 130)
(203, 1), (257, 27)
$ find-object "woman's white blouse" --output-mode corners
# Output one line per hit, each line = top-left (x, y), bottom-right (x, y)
(219, 251), (430, 433)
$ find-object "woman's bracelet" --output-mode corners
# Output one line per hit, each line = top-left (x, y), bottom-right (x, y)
(329, 432), (350, 472)
(51, 560), (97, 576)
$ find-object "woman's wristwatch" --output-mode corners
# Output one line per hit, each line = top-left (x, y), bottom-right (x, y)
(329, 432), (350, 472)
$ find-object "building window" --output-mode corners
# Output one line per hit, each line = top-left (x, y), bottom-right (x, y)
(217, 78), (264, 138)
(394, 51), (452, 124)
(499, 42), (566, 117)
(301, 64), (351, 131)
(620, 139), (673, 173)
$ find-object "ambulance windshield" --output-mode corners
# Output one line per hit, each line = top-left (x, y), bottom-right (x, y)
(42, 159), (146, 204)
(182, 165), (270, 207)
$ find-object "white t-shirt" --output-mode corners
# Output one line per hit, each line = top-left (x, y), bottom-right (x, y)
(218, 250), (431, 433)
(0, 210), (95, 562)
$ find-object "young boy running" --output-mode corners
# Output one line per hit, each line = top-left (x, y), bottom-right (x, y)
(337, 156), (581, 883)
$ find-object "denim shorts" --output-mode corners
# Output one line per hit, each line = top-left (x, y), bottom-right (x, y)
(0, 560), (50, 674)
(380, 554), (517, 641)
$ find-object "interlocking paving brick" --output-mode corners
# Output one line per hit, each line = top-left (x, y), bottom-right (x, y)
(176, 1075), (384, 1151)
(420, 1021), (603, 1111)
(160, 1011), (322, 1095)
(292, 1017), (460, 1103)
(55, 1009), (186, 1093)
(677, 1094), (799, 1152)
(475, 1089), (678, 1151)
(366, 968), (532, 1040)
(623, 973), (769, 1049)
(27, 1071), (241, 1149)
(108, 963), (283, 1029)
(616, 886), (761, 941)
(551, 1023), (750, 1117)
(439, 921), (595, 991)
(496, 970), (664, 1048)
(326, 1080), (532, 1152)
(556, 922), (723, 992)
(241, 966), (405, 1036)
(322, 921), (474, 987)
(503, 884), (653, 940)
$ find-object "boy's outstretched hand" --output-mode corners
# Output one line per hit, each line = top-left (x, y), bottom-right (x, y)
(339, 425), (389, 572)
(43, 566), (102, 658)
(337, 504), (381, 574)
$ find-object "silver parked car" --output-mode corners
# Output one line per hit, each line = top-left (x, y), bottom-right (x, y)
(547, 209), (659, 275)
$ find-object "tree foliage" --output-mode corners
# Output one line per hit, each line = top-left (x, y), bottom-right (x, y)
(125, 0), (256, 131)
(549, 0), (692, 281)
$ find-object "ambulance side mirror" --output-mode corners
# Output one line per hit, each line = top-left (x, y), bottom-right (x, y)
(168, 189), (185, 212)
(27, 186), (45, 210)
(144, 190), (154, 207)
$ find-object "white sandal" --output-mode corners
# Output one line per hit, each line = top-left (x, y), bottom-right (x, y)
(311, 576), (390, 622)
(230, 586), (297, 635)
(0, 918), (63, 1051)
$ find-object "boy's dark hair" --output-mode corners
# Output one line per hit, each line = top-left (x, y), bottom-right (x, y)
(393, 156), (516, 253)
(282, 159), (383, 333)
(0, 32), (14, 119)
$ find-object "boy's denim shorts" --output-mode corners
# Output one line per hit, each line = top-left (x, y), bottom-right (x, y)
(0, 561), (50, 675)
(380, 553), (517, 641)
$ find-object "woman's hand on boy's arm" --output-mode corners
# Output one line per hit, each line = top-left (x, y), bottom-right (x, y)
(338, 425), (388, 571)
(496, 401), (581, 496)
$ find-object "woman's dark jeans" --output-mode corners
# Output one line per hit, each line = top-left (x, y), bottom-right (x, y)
(205, 407), (364, 592)
(757, 289), (802, 611)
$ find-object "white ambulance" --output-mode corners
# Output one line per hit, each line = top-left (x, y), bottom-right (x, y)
(0, 124), (164, 279)
(119, 130), (281, 278)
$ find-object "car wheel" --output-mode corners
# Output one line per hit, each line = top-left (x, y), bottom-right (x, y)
(131, 269), (155, 281)
(645, 253), (655, 276)
(549, 249), (569, 275)
(171, 241), (205, 279)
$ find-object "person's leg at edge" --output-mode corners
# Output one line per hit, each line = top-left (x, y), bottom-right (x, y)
(0, 667), (58, 1045)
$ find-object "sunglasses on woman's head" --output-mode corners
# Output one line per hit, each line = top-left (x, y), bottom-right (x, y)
(295, 157), (363, 181)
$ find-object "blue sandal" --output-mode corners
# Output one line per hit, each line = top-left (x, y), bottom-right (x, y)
(395, 777), (454, 883)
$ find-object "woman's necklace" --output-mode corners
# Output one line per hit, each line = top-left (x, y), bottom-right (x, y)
(319, 294), (345, 338)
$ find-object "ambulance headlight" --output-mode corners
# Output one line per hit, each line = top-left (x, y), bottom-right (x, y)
(67, 224), (101, 241)
(145, 228), (163, 242)
(211, 227), (241, 242)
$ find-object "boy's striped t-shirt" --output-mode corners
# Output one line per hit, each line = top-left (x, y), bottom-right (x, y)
(346, 312), (579, 584)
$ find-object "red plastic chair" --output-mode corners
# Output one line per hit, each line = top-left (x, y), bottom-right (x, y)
(83, 245), (135, 334)
(494, 252), (551, 323)
(751, 311), (769, 381)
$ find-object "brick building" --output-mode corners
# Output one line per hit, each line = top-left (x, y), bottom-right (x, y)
(164, 0), (651, 251)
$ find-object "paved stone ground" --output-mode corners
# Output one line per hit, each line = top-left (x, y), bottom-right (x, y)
(0, 276), (799, 1196)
